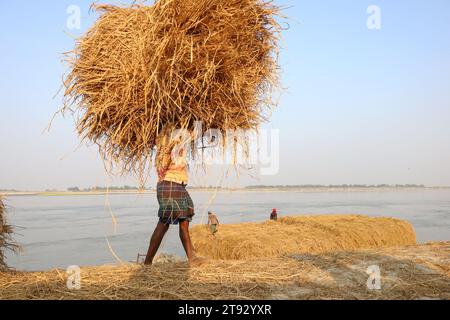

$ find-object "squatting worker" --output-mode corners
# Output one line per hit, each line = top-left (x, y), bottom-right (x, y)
(144, 130), (204, 266)
(207, 211), (220, 235)
(270, 208), (278, 221)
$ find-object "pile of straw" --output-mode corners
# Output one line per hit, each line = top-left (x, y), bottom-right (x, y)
(0, 197), (18, 271)
(191, 215), (417, 260)
(62, 0), (282, 175)
(1, 242), (448, 300)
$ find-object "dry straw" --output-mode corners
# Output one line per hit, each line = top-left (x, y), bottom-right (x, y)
(0, 197), (18, 271)
(1, 242), (448, 300)
(191, 215), (417, 260)
(62, 0), (282, 179)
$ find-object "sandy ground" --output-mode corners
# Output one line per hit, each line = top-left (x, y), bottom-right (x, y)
(0, 242), (448, 300)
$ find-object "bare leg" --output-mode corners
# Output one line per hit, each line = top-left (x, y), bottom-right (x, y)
(179, 220), (195, 262)
(144, 221), (169, 265)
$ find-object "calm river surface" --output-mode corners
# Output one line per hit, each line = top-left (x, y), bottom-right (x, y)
(4, 189), (450, 271)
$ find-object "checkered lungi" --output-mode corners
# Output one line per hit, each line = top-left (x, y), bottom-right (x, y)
(157, 180), (195, 225)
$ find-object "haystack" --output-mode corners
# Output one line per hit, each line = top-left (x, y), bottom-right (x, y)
(62, 0), (282, 176)
(0, 197), (18, 271)
(191, 215), (417, 260)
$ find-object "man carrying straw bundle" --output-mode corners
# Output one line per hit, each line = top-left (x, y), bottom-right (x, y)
(144, 132), (204, 266)
(60, 1), (282, 266)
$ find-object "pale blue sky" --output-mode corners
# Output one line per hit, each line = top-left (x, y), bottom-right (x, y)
(1, 0), (450, 190)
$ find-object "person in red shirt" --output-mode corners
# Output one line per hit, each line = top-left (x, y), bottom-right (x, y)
(270, 208), (278, 221)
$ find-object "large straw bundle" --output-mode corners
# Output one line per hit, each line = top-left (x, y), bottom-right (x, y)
(0, 197), (18, 271)
(191, 215), (417, 260)
(63, 0), (282, 175)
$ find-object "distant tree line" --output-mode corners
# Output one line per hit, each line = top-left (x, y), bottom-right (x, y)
(245, 184), (426, 189)
(0, 184), (434, 193)
(186, 186), (225, 190)
(67, 185), (150, 192)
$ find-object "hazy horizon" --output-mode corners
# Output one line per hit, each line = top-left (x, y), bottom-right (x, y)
(1, 183), (448, 193)
(1, 0), (450, 190)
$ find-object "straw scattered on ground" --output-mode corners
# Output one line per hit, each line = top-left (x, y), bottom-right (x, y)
(1, 242), (448, 300)
(62, 0), (282, 178)
(191, 215), (417, 260)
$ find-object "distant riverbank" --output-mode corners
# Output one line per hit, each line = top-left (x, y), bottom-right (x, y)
(2, 186), (450, 197)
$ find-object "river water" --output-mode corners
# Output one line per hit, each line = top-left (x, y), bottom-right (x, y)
(4, 189), (450, 271)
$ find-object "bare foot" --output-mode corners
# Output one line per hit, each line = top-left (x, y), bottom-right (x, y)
(189, 256), (208, 267)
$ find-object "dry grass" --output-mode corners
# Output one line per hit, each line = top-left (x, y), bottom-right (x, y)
(191, 215), (417, 260)
(62, 0), (282, 178)
(1, 242), (448, 300)
(0, 197), (18, 271)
